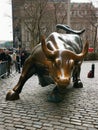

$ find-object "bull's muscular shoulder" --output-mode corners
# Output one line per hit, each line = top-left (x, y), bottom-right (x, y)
(47, 32), (83, 53)
(30, 43), (51, 68)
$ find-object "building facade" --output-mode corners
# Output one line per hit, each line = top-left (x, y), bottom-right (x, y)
(12, 0), (98, 52)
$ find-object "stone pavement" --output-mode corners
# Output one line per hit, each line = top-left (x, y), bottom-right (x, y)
(0, 61), (98, 130)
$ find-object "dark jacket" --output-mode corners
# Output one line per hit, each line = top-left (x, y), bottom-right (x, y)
(0, 52), (6, 61)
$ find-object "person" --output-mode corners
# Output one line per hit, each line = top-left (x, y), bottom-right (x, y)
(5, 50), (12, 76)
(0, 49), (6, 62)
(21, 51), (26, 67)
(16, 52), (21, 73)
(12, 52), (17, 72)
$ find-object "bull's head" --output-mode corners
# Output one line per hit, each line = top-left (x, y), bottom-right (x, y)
(41, 36), (89, 88)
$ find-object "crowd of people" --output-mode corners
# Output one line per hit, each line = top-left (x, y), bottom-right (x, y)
(0, 48), (30, 77)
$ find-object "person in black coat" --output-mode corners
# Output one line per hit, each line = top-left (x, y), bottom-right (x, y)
(0, 49), (6, 61)
(20, 50), (30, 67)
(5, 50), (12, 76)
(21, 51), (26, 67)
(16, 52), (21, 73)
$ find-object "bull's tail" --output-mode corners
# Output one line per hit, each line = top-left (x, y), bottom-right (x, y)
(56, 24), (85, 35)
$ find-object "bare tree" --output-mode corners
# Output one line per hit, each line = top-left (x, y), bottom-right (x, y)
(22, 0), (48, 47)
(84, 5), (97, 52)
(21, 0), (68, 49)
(89, 8), (97, 52)
(52, 2), (67, 25)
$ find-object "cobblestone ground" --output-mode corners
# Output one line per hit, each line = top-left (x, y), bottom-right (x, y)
(0, 61), (98, 130)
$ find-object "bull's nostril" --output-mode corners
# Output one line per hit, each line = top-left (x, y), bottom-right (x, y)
(68, 78), (70, 82)
(57, 77), (59, 80)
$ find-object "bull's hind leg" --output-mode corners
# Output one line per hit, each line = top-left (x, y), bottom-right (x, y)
(73, 64), (83, 88)
(6, 56), (36, 100)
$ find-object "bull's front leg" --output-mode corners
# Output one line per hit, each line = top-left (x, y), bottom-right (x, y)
(6, 56), (36, 100)
(72, 64), (83, 88)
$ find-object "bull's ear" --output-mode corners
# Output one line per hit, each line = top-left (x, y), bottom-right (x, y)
(41, 35), (55, 59)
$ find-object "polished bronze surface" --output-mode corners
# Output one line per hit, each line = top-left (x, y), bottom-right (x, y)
(6, 26), (89, 102)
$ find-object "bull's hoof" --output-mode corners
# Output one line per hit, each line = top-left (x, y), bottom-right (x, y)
(73, 81), (83, 88)
(48, 93), (64, 103)
(6, 90), (20, 101)
(48, 87), (64, 103)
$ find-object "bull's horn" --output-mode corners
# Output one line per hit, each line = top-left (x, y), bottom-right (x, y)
(64, 40), (89, 60)
(77, 40), (89, 60)
(56, 24), (85, 35)
(41, 35), (55, 59)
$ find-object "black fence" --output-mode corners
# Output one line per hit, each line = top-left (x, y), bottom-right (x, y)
(0, 61), (7, 78)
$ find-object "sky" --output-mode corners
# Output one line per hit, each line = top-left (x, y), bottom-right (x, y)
(0, 0), (12, 41)
(0, 0), (98, 41)
(71, 0), (98, 7)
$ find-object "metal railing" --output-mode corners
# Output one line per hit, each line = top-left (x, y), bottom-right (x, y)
(0, 61), (7, 78)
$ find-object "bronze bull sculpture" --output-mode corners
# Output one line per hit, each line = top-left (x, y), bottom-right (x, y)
(6, 24), (89, 102)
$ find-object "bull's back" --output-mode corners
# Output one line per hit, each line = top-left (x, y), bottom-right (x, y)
(47, 32), (83, 54)
(30, 32), (83, 63)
